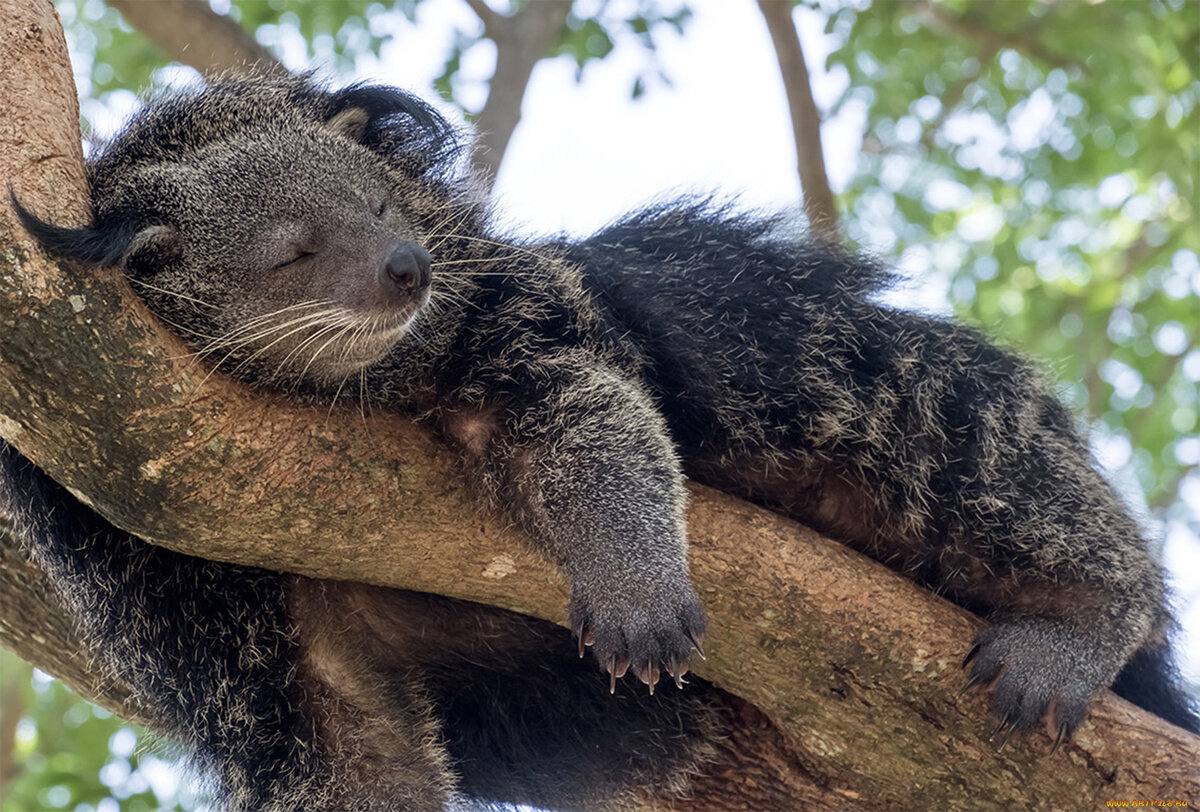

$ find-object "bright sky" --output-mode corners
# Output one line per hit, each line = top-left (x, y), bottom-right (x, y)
(83, 0), (1198, 683)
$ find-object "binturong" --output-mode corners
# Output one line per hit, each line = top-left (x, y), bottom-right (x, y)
(3, 73), (1197, 810)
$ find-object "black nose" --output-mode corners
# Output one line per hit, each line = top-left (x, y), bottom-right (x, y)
(383, 243), (432, 293)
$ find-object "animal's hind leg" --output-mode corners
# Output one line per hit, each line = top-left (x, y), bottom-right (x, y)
(941, 533), (1160, 746)
(290, 578), (723, 810)
(289, 578), (460, 811)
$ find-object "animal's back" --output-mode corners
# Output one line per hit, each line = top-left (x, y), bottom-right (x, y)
(565, 202), (890, 456)
(565, 203), (1198, 736)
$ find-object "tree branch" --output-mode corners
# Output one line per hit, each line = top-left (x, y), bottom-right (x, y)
(918, 1), (1079, 73)
(915, 2), (1075, 150)
(106, 0), (284, 77)
(461, 0), (501, 34)
(2, 1), (1197, 805)
(918, 41), (1000, 149)
(757, 0), (839, 239)
(466, 0), (571, 185)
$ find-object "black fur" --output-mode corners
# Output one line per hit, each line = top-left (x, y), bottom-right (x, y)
(3, 73), (1197, 811)
(0, 438), (721, 809)
(9, 191), (140, 267)
(0, 440), (322, 806)
(1112, 640), (1199, 733)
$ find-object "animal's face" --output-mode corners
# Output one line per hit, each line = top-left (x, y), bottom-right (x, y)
(127, 125), (434, 387)
(13, 78), (463, 391)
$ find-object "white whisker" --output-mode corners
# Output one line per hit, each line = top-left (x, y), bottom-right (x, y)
(129, 278), (220, 311)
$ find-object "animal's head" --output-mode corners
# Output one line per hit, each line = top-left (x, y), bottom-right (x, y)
(12, 74), (477, 389)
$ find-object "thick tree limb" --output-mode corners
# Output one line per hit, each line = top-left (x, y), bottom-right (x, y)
(1, 1), (1197, 807)
(107, 0), (284, 77)
(757, 0), (839, 238)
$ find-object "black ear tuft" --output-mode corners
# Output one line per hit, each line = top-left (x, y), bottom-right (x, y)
(9, 191), (137, 267)
(321, 83), (464, 180)
(328, 83), (452, 142)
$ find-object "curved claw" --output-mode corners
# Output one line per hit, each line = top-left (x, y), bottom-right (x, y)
(606, 656), (629, 695)
(996, 721), (1018, 752)
(1048, 723), (1068, 756)
(959, 672), (989, 696)
(987, 715), (1020, 752)
(574, 620), (589, 658)
(667, 659), (689, 689)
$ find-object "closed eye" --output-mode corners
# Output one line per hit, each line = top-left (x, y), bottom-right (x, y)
(272, 250), (315, 270)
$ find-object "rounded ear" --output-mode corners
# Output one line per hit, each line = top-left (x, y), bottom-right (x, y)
(321, 84), (464, 180)
(326, 106), (371, 142)
(122, 225), (183, 278)
(325, 83), (452, 144)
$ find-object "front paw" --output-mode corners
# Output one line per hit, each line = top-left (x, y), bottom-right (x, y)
(570, 574), (706, 695)
(963, 617), (1116, 751)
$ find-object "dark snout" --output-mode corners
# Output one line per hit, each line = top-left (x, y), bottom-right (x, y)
(380, 242), (432, 296)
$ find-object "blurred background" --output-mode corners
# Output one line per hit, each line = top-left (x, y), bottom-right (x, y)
(1, 0), (1196, 808)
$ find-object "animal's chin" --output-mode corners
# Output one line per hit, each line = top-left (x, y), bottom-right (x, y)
(306, 311), (415, 384)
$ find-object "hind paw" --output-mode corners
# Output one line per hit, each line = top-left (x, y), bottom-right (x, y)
(962, 617), (1116, 751)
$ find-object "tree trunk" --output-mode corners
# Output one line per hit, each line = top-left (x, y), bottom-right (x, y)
(757, 0), (840, 239)
(1, 1), (1196, 807)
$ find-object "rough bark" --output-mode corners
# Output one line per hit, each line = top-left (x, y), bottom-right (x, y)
(106, 0), (284, 78)
(757, 0), (840, 239)
(1, 1), (1197, 807)
(464, 0), (572, 185)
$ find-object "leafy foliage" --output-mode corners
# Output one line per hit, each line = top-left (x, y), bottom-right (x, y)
(0, 650), (191, 810)
(822, 0), (1199, 524)
(60, 0), (694, 120)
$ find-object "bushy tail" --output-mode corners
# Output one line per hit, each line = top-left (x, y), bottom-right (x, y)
(1112, 639), (1200, 734)
(0, 439), (320, 807)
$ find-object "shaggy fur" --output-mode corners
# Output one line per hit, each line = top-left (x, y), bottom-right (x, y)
(4, 73), (1196, 809)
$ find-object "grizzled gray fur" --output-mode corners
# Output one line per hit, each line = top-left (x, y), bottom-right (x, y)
(4, 73), (1196, 810)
